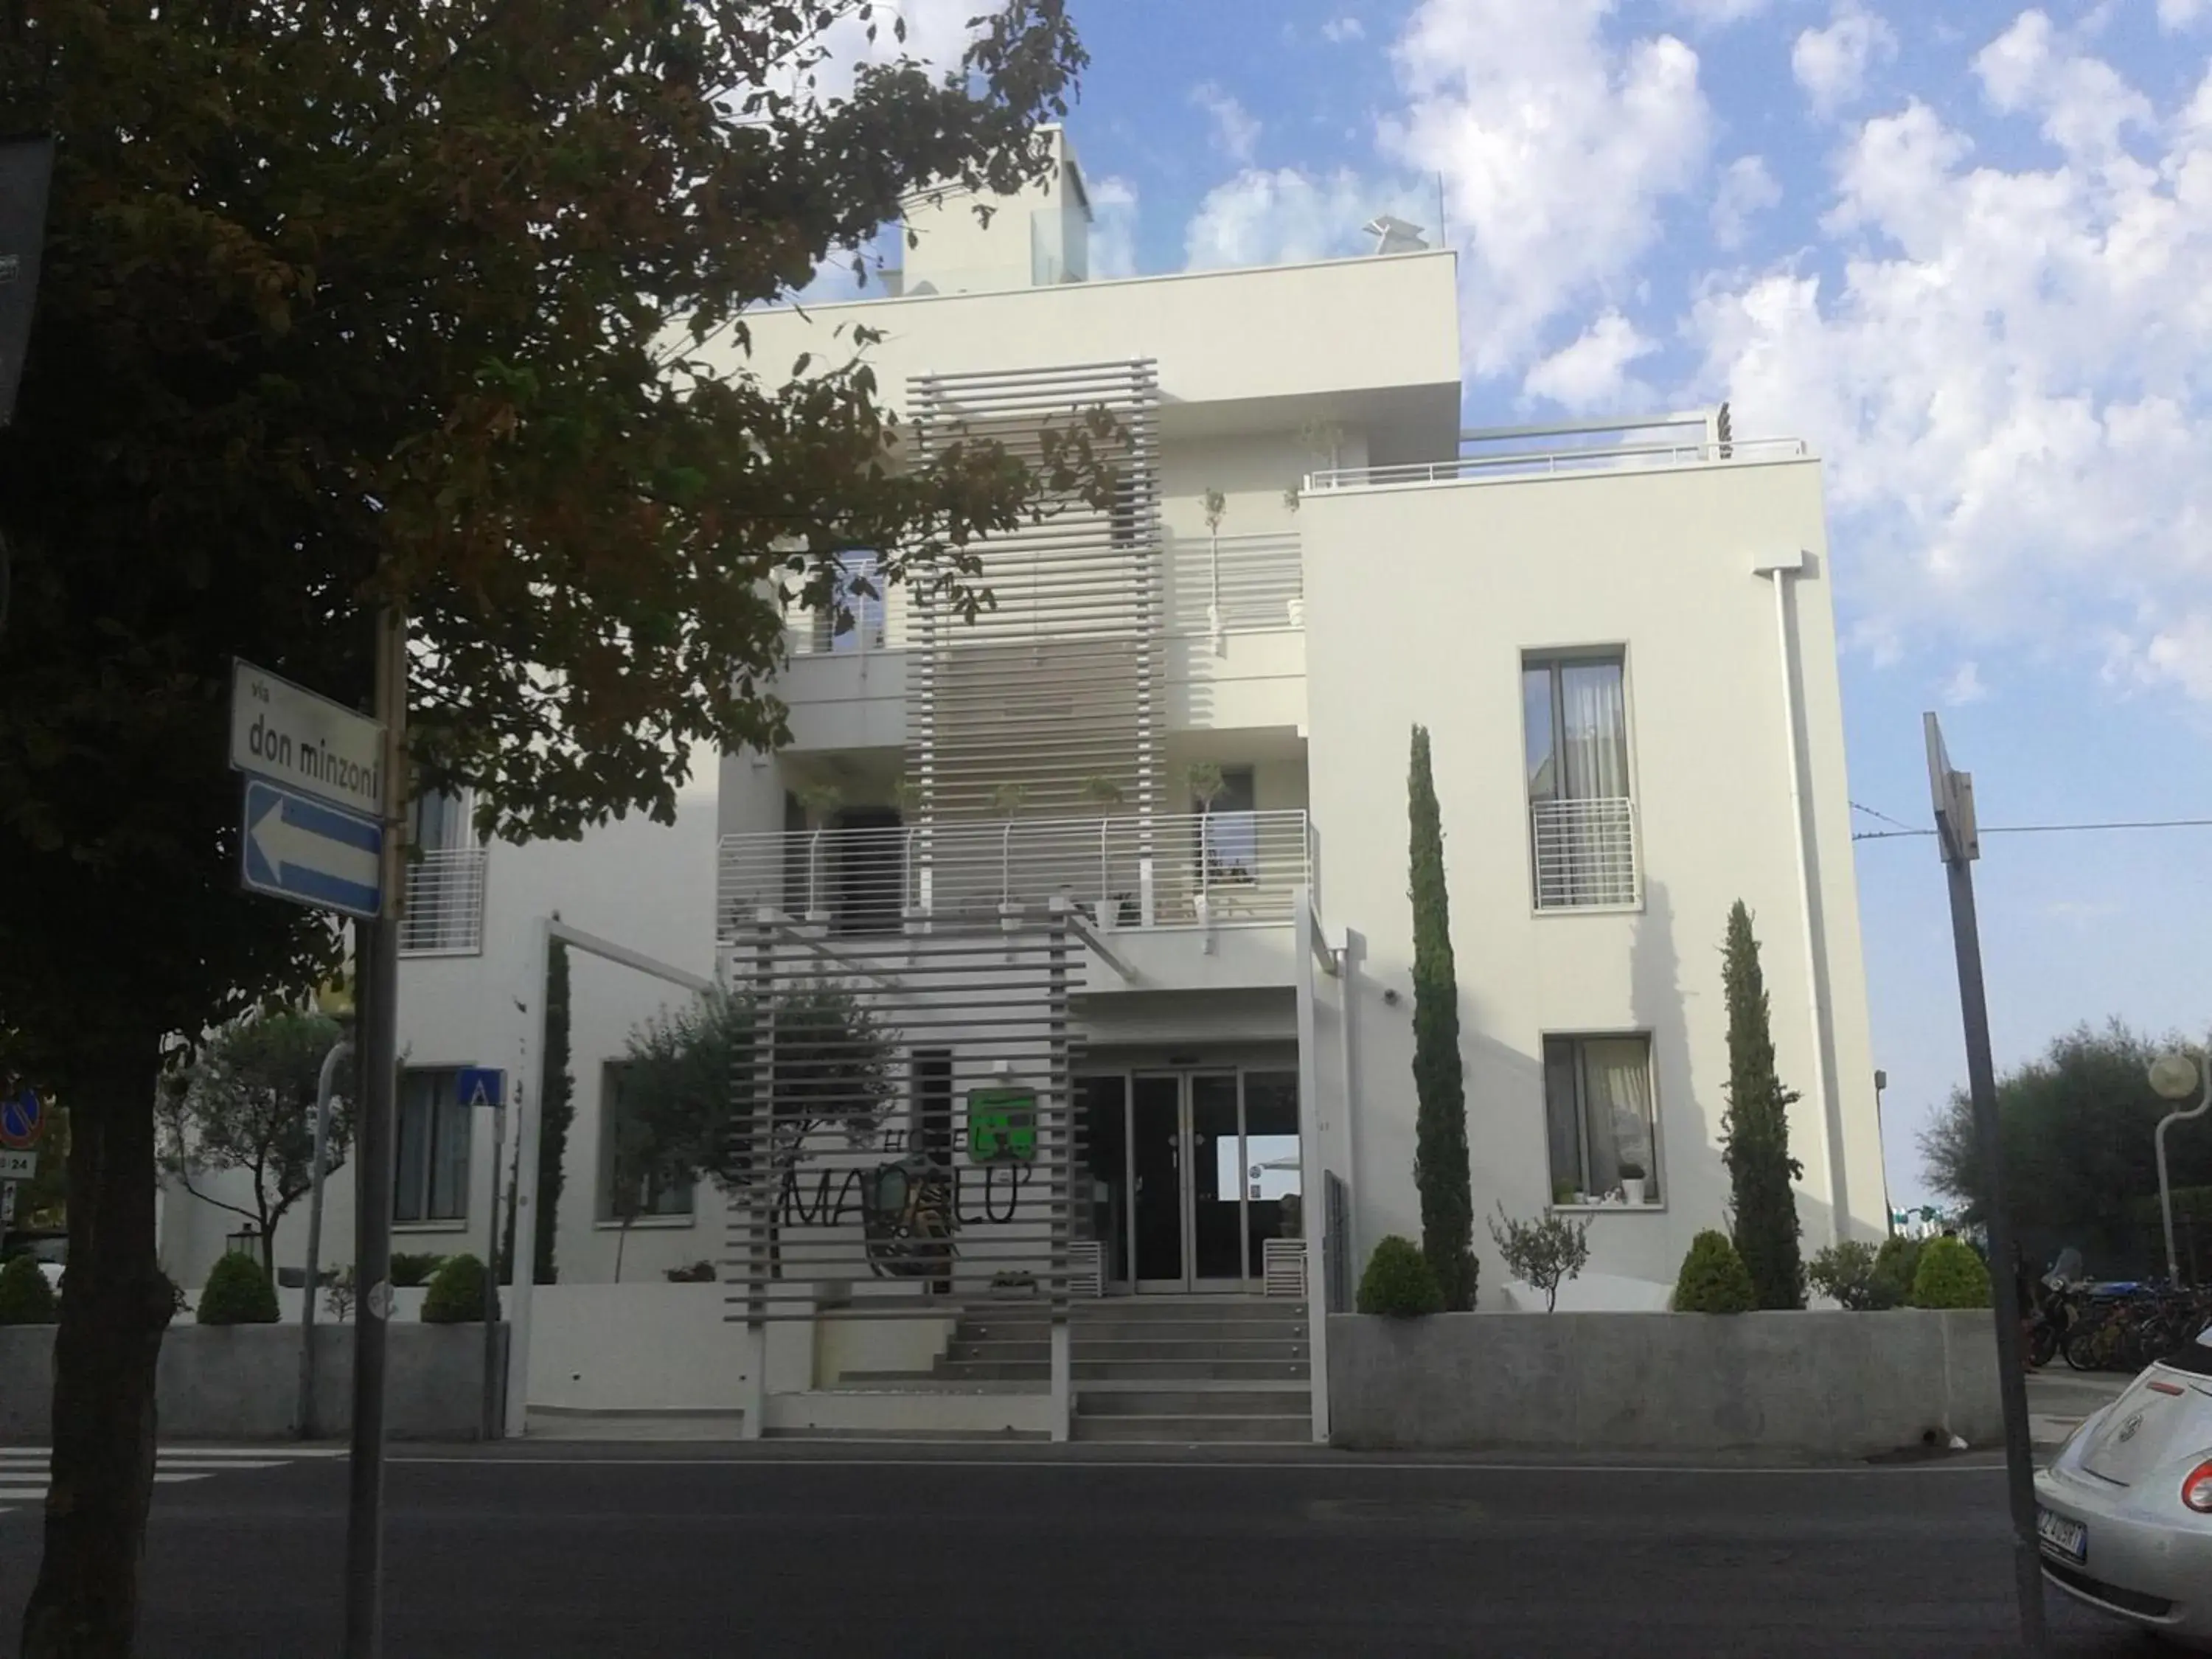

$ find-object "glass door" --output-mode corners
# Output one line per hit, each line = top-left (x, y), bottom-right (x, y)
(1131, 1075), (1183, 1289)
(1189, 1073), (1245, 1286)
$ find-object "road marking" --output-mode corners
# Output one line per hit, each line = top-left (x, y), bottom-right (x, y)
(0, 1447), (341, 1520)
(388, 1453), (2008, 1477)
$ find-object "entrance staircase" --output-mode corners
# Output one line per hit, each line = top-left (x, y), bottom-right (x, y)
(839, 1297), (1312, 1444)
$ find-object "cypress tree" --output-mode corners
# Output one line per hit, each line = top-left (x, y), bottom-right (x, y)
(1409, 726), (1477, 1310)
(504, 930), (575, 1286)
(1721, 900), (1805, 1309)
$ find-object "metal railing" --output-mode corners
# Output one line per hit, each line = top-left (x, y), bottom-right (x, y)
(1169, 531), (1304, 633)
(716, 809), (1314, 942)
(1531, 796), (1640, 910)
(399, 847), (489, 956)
(1305, 436), (1807, 493)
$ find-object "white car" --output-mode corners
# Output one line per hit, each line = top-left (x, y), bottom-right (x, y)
(2036, 1321), (2212, 1648)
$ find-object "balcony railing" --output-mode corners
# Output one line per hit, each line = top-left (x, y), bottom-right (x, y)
(1306, 437), (1807, 493)
(717, 810), (1314, 942)
(1531, 797), (1640, 911)
(399, 847), (489, 956)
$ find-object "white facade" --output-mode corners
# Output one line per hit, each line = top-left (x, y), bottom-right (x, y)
(159, 134), (1888, 1427)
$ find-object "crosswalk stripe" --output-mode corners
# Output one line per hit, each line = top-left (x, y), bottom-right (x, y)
(153, 1472), (209, 1485)
(153, 1458), (285, 1472)
(0, 1486), (46, 1501)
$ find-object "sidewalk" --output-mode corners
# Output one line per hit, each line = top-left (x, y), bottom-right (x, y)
(2026, 1366), (2131, 1449)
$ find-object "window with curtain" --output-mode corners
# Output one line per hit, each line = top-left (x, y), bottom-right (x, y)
(410, 787), (471, 853)
(811, 550), (886, 653)
(1197, 765), (1259, 884)
(1543, 1034), (1659, 1205)
(1523, 651), (1637, 908)
(598, 1061), (694, 1221)
(395, 1069), (471, 1223)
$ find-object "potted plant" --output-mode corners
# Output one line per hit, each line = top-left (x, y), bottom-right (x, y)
(1552, 1180), (1576, 1208)
(990, 1269), (1038, 1300)
(1619, 1161), (1649, 1206)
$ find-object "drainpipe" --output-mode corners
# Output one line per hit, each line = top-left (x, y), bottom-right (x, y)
(1754, 551), (1849, 1245)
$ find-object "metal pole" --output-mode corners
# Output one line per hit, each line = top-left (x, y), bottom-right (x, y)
(1937, 836), (2048, 1654)
(299, 1035), (353, 1440)
(2156, 1057), (2211, 1286)
(482, 1086), (504, 1441)
(345, 604), (407, 1659)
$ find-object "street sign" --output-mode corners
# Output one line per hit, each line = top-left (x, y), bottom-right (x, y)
(241, 778), (383, 919)
(0, 1088), (41, 1149)
(456, 1068), (505, 1111)
(0, 1149), (36, 1181)
(230, 658), (386, 816)
(0, 1183), (15, 1228)
(1924, 711), (1978, 863)
(966, 1088), (1038, 1164)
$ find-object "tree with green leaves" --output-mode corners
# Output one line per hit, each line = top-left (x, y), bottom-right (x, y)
(1721, 901), (1805, 1310)
(1408, 726), (1475, 1310)
(156, 1012), (353, 1281)
(0, 4), (1093, 1648)
(617, 981), (898, 1277)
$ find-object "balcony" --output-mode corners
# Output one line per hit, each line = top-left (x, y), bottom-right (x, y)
(1305, 412), (1807, 494)
(399, 847), (489, 956)
(1530, 797), (1640, 911)
(716, 810), (1314, 943)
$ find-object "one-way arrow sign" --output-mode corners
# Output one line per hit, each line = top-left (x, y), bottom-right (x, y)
(240, 777), (383, 919)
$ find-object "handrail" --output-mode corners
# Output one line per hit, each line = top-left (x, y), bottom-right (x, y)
(1305, 436), (1808, 493)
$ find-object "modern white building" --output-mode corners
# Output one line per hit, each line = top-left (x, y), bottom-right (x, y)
(159, 129), (1888, 1441)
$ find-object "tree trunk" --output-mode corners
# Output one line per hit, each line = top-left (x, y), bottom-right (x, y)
(21, 1029), (174, 1659)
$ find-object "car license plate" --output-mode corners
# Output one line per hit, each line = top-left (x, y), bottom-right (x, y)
(2037, 1506), (2087, 1563)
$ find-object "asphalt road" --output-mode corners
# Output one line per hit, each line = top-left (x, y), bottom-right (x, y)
(0, 1444), (2171, 1658)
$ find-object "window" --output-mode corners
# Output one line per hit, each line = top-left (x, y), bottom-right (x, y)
(1196, 765), (1258, 885)
(395, 1070), (472, 1223)
(811, 551), (886, 654)
(911, 1050), (955, 1170)
(410, 787), (470, 852)
(1544, 1034), (1659, 1205)
(599, 1062), (694, 1221)
(1523, 652), (1637, 908)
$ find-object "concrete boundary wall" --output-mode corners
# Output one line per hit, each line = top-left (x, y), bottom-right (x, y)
(0, 1324), (503, 1443)
(1328, 1310), (2001, 1458)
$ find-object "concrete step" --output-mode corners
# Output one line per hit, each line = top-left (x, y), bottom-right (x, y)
(1070, 1413), (1312, 1444)
(956, 1319), (1309, 1345)
(922, 1358), (1312, 1382)
(1076, 1388), (1307, 1416)
(949, 1338), (1310, 1363)
(1065, 1300), (1308, 1323)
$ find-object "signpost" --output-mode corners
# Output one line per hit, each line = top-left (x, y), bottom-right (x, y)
(0, 1086), (43, 1148)
(230, 659), (386, 817)
(0, 1150), (37, 1182)
(240, 779), (384, 919)
(456, 1068), (507, 1441)
(1925, 712), (2047, 1656)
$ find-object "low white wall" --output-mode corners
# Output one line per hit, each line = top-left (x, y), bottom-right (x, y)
(816, 1315), (954, 1384)
(525, 1281), (814, 1411)
(764, 1390), (1051, 1439)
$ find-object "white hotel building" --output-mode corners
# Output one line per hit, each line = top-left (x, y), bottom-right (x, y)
(159, 131), (1888, 1441)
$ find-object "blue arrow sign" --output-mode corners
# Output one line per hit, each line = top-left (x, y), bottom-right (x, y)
(455, 1068), (505, 1111)
(0, 1088), (41, 1150)
(240, 778), (383, 919)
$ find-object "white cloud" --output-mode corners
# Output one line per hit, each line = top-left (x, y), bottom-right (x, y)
(2160, 0), (2211, 28)
(1941, 661), (1989, 705)
(1689, 26), (2212, 698)
(1670, 0), (1778, 23)
(1712, 154), (1783, 249)
(1381, 0), (1712, 377)
(1791, 1), (1899, 119)
(1321, 15), (1367, 42)
(1088, 175), (1140, 279)
(1183, 168), (1428, 268)
(1523, 311), (1659, 408)
(1190, 81), (1262, 164)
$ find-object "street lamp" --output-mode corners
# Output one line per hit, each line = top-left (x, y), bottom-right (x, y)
(2148, 1047), (2211, 1287)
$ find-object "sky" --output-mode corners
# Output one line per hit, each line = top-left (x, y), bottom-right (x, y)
(840, 0), (2212, 1208)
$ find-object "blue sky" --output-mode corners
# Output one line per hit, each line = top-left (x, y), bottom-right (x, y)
(869, 0), (2212, 1207)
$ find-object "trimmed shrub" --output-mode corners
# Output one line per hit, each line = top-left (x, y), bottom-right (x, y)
(196, 1253), (280, 1325)
(421, 1253), (488, 1323)
(1357, 1234), (1445, 1318)
(0, 1253), (58, 1324)
(1673, 1230), (1757, 1314)
(1910, 1236), (1992, 1310)
(389, 1251), (447, 1288)
(1806, 1239), (1884, 1311)
(1871, 1236), (1921, 1310)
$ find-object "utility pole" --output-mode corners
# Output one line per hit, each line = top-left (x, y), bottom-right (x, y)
(345, 605), (407, 1658)
(1924, 712), (2047, 1656)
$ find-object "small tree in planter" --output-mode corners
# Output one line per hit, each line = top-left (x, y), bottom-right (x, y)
(1871, 1236), (1922, 1309)
(196, 1253), (280, 1325)
(1807, 1239), (1885, 1310)
(1909, 1237), (1992, 1309)
(1673, 1230), (1757, 1314)
(1356, 1234), (1444, 1317)
(0, 1253), (58, 1324)
(1486, 1205), (1590, 1312)
(421, 1253), (490, 1324)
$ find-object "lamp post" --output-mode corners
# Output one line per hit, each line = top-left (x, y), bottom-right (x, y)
(2148, 1048), (2211, 1287)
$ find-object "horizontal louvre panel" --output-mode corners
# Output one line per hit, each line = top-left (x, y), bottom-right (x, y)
(1167, 532), (1304, 633)
(1531, 796), (1640, 909)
